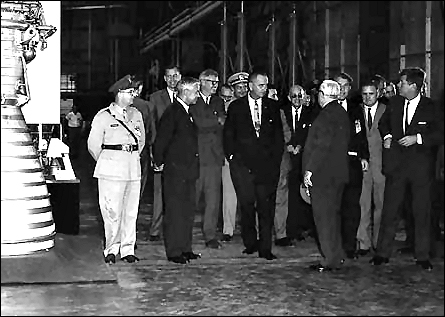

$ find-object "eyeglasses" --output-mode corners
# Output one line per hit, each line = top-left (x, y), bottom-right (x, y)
(220, 95), (233, 100)
(290, 94), (304, 99)
(120, 89), (137, 96)
(202, 79), (219, 86)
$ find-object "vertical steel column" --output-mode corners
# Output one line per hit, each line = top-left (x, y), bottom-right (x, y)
(356, 34), (360, 88)
(312, 1), (317, 80)
(87, 11), (92, 90)
(236, 1), (245, 72)
(324, 4), (330, 79)
(114, 39), (119, 82)
(425, 1), (432, 97)
(268, 14), (276, 84)
(289, 4), (297, 86)
(220, 1), (228, 83)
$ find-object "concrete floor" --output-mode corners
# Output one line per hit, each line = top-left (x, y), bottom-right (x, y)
(1, 140), (444, 316)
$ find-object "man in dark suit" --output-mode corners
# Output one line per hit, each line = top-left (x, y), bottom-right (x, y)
(152, 77), (201, 264)
(281, 85), (319, 244)
(223, 71), (284, 260)
(147, 65), (182, 242)
(189, 69), (226, 249)
(303, 79), (350, 272)
(334, 72), (370, 260)
(370, 67), (444, 270)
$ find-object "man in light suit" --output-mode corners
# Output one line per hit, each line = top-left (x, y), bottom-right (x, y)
(147, 65), (181, 242)
(224, 71), (284, 260)
(189, 69), (226, 249)
(152, 77), (201, 264)
(303, 80), (350, 272)
(357, 80), (387, 254)
(87, 75), (145, 264)
(370, 67), (444, 270)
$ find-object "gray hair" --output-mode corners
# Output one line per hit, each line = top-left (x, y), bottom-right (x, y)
(319, 80), (340, 98)
(177, 77), (200, 94)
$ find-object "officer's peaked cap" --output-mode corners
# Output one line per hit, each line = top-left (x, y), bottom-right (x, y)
(227, 72), (249, 86)
(108, 74), (139, 95)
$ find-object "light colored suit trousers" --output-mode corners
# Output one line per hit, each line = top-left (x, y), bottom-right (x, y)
(222, 158), (237, 236)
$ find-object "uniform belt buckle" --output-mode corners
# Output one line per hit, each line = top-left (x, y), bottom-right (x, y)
(122, 144), (132, 152)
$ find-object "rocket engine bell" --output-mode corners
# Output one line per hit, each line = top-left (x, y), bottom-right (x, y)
(1, 1), (57, 256)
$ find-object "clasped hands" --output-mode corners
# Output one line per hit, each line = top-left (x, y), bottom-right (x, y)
(286, 144), (302, 155)
(152, 162), (164, 172)
(383, 135), (417, 149)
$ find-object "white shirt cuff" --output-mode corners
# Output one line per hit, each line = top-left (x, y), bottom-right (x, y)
(384, 134), (392, 140)
(417, 133), (422, 144)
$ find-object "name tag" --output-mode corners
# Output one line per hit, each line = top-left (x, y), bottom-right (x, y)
(110, 124), (119, 127)
(418, 121), (427, 125)
(355, 120), (361, 133)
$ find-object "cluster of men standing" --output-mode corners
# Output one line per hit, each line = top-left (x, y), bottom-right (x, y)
(87, 65), (443, 271)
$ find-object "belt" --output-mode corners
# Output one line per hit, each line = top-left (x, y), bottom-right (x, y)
(102, 144), (138, 152)
(348, 151), (358, 156)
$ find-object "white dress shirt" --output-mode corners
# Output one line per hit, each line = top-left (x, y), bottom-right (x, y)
(292, 106), (302, 130)
(248, 95), (262, 126)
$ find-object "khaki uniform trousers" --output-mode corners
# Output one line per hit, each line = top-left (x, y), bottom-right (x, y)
(222, 159), (237, 236)
(98, 178), (140, 258)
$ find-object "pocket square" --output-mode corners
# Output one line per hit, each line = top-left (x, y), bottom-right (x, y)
(418, 121), (427, 125)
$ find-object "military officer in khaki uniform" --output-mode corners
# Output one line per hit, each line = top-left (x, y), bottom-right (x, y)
(87, 74), (145, 264)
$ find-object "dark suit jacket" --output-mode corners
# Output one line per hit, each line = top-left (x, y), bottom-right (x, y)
(303, 100), (351, 186)
(149, 88), (173, 128)
(379, 94), (444, 176)
(131, 96), (156, 147)
(223, 95), (284, 184)
(153, 100), (199, 181)
(281, 103), (319, 151)
(189, 94), (225, 166)
(345, 99), (370, 161)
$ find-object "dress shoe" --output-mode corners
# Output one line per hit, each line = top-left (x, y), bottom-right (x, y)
(104, 254), (116, 264)
(275, 237), (293, 247)
(309, 263), (336, 272)
(121, 255), (140, 263)
(149, 235), (161, 242)
(369, 255), (389, 265)
(221, 234), (233, 242)
(357, 249), (370, 256)
(242, 246), (258, 255)
(416, 260), (433, 271)
(346, 250), (359, 260)
(205, 239), (222, 249)
(259, 252), (277, 260)
(182, 251), (201, 260)
(168, 255), (188, 264)
(398, 246), (414, 255)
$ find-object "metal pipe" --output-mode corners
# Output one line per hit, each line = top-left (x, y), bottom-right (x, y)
(268, 14), (276, 84)
(289, 5), (297, 86)
(425, 1), (432, 97)
(324, 5), (330, 79)
(63, 5), (127, 10)
(140, 1), (223, 54)
(220, 1), (228, 83)
(114, 39), (119, 82)
(236, 1), (245, 72)
(357, 34), (360, 88)
(87, 11), (92, 90)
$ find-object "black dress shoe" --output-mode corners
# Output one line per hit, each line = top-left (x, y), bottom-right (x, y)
(357, 249), (370, 256)
(182, 251), (201, 260)
(259, 252), (277, 260)
(205, 239), (222, 249)
(416, 260), (433, 271)
(309, 263), (334, 272)
(104, 254), (116, 264)
(222, 234), (233, 242)
(369, 255), (389, 265)
(149, 235), (161, 242)
(121, 255), (140, 263)
(242, 247), (258, 255)
(168, 255), (188, 264)
(275, 237), (293, 247)
(346, 250), (359, 260)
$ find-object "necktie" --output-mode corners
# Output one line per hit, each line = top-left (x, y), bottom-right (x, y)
(207, 96), (211, 104)
(294, 108), (299, 131)
(367, 107), (372, 130)
(254, 100), (260, 135)
(404, 101), (410, 134)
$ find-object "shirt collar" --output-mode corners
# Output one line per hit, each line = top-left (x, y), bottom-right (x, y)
(176, 97), (190, 113)
(407, 93), (421, 106)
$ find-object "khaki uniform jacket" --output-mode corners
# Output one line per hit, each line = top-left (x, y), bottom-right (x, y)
(87, 103), (145, 181)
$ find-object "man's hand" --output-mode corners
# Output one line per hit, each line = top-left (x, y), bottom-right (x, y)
(217, 116), (226, 125)
(153, 163), (164, 172)
(361, 159), (369, 172)
(398, 135), (417, 147)
(293, 145), (302, 155)
(286, 144), (295, 153)
(303, 170), (313, 188)
(383, 137), (392, 149)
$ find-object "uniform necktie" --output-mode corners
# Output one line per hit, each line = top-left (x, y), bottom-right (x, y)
(254, 100), (261, 135)
(404, 101), (410, 134)
(367, 107), (372, 130)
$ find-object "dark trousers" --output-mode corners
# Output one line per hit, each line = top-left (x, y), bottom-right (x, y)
(67, 126), (82, 158)
(287, 154), (315, 238)
(311, 182), (345, 268)
(139, 148), (150, 200)
(376, 164), (432, 261)
(162, 175), (196, 258)
(230, 160), (278, 254)
(340, 158), (363, 252)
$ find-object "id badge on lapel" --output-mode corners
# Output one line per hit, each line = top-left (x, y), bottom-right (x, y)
(355, 120), (361, 134)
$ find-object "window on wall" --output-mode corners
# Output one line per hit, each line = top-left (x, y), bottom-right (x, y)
(60, 74), (77, 93)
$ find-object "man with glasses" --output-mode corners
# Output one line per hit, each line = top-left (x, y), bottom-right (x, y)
(334, 72), (370, 261)
(189, 69), (226, 249)
(147, 65), (182, 242)
(87, 74), (146, 264)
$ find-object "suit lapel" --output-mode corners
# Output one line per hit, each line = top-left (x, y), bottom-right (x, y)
(162, 89), (172, 106)
(409, 96), (426, 128)
(373, 102), (386, 129)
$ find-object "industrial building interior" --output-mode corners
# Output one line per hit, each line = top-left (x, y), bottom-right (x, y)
(1, 1), (444, 315)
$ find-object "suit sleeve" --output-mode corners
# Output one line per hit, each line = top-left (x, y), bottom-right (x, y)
(223, 101), (237, 160)
(153, 106), (175, 166)
(357, 109), (370, 161)
(280, 109), (292, 144)
(420, 98), (444, 147)
(378, 99), (393, 138)
(87, 112), (105, 161)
